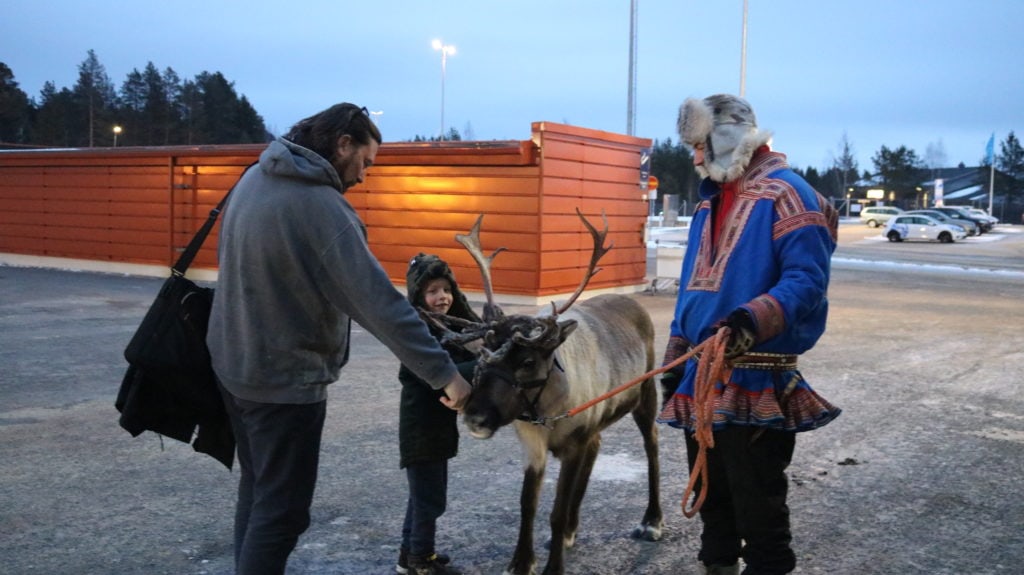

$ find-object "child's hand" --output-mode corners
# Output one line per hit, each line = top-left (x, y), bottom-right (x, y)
(441, 373), (472, 411)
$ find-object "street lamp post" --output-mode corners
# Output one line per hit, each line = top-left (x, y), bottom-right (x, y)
(431, 39), (455, 140)
(112, 125), (122, 147)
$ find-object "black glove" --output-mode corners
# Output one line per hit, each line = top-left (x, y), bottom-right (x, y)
(659, 335), (688, 406)
(659, 369), (682, 407)
(717, 309), (757, 360)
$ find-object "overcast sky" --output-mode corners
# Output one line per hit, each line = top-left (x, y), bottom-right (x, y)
(4, 0), (1022, 172)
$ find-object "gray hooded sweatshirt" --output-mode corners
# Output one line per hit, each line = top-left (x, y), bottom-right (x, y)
(207, 137), (458, 404)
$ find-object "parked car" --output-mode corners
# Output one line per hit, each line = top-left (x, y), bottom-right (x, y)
(884, 214), (966, 243)
(966, 208), (999, 226)
(930, 206), (992, 234)
(905, 209), (978, 236)
(860, 206), (904, 227)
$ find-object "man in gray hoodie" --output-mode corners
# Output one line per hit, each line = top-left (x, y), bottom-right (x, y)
(207, 103), (471, 575)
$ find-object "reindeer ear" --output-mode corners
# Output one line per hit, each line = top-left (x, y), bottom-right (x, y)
(556, 319), (578, 343)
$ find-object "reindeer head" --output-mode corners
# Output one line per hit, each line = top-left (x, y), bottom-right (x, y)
(426, 210), (611, 439)
(462, 313), (578, 438)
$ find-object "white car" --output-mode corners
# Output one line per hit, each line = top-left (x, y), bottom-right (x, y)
(884, 214), (966, 243)
(967, 208), (999, 226)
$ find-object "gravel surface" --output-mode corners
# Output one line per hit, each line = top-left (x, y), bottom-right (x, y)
(2, 225), (1022, 575)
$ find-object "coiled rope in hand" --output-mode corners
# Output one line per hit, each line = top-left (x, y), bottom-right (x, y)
(679, 327), (733, 518)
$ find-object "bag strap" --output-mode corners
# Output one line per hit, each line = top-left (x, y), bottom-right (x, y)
(172, 163), (257, 276)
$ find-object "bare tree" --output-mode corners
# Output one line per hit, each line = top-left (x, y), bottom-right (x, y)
(924, 139), (948, 178)
(831, 132), (859, 199)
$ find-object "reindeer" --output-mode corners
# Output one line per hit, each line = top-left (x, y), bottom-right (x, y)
(428, 211), (662, 575)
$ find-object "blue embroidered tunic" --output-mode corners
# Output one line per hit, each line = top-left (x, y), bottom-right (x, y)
(658, 151), (842, 432)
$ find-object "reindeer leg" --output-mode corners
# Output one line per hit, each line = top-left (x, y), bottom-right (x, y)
(630, 378), (664, 541)
(563, 434), (601, 549)
(543, 436), (600, 575)
(507, 456), (545, 575)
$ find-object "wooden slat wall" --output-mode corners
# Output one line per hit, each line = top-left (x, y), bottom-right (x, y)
(0, 124), (651, 299)
(0, 147), (260, 268)
(359, 140), (543, 296)
(534, 122), (649, 297)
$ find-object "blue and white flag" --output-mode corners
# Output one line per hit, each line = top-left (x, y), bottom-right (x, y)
(986, 133), (995, 164)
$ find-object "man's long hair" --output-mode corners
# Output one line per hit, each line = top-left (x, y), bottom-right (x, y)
(283, 103), (382, 162)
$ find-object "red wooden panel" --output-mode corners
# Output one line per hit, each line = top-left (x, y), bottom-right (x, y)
(581, 163), (637, 184)
(576, 180), (645, 201)
(542, 177), (583, 197)
(345, 193), (369, 210)
(366, 175), (541, 197)
(366, 193), (539, 214)
(41, 168), (113, 189)
(540, 195), (586, 215)
(372, 244), (538, 272)
(542, 158), (583, 180)
(0, 130), (648, 298)
(375, 140), (537, 167)
(370, 227), (534, 251)
(107, 202), (168, 218)
(582, 145), (643, 169)
(0, 236), (45, 252)
(540, 139), (586, 163)
(362, 211), (541, 233)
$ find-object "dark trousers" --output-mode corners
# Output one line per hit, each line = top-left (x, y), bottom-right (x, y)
(219, 384), (326, 575)
(401, 459), (449, 557)
(686, 426), (796, 575)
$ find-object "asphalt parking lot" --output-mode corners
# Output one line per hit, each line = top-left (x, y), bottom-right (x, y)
(1, 223), (1022, 574)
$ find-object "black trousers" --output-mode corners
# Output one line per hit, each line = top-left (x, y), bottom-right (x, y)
(401, 459), (449, 557)
(219, 384), (327, 575)
(686, 426), (796, 575)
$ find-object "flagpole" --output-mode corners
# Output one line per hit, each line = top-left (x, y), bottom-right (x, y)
(985, 133), (995, 214)
(988, 163), (995, 215)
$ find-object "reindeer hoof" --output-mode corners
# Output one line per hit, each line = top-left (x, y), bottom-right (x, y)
(504, 558), (537, 575)
(631, 521), (663, 541)
(544, 533), (576, 550)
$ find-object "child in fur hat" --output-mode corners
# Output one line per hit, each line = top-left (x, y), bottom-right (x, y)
(395, 254), (479, 575)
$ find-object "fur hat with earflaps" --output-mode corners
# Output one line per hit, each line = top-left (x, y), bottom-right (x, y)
(406, 253), (481, 323)
(677, 94), (773, 183)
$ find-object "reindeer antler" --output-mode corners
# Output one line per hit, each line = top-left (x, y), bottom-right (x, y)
(456, 214), (507, 322)
(552, 208), (613, 316)
(419, 309), (489, 347)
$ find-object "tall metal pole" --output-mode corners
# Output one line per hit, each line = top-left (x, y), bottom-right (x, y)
(740, 0), (748, 97)
(440, 50), (447, 139)
(627, 0), (638, 135)
(432, 40), (455, 140)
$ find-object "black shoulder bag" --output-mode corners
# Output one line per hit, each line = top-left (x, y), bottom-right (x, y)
(115, 166), (252, 469)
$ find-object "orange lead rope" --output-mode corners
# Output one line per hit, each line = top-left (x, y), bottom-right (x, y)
(681, 327), (733, 518)
(559, 326), (734, 519)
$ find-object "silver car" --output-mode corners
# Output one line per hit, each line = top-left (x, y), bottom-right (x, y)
(860, 206), (904, 227)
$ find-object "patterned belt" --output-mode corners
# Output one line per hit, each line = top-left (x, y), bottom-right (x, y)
(689, 349), (798, 371)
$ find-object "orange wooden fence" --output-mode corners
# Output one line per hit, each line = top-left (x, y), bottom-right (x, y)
(0, 122), (651, 302)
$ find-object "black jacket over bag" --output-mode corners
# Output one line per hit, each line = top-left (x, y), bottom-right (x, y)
(115, 169), (252, 470)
